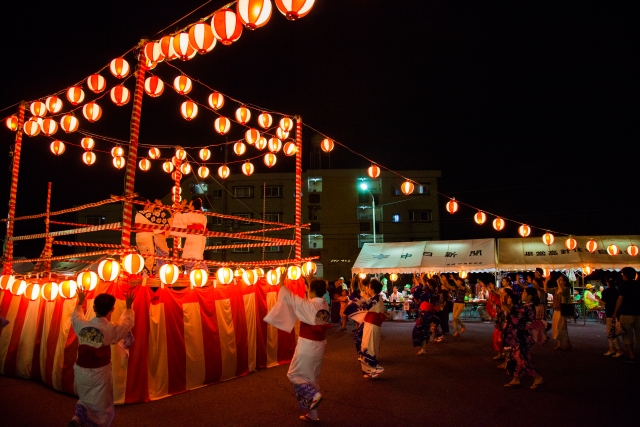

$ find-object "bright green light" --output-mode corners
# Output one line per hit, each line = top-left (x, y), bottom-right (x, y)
(359, 183), (368, 191)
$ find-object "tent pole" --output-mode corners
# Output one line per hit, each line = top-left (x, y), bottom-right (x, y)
(294, 115), (302, 261)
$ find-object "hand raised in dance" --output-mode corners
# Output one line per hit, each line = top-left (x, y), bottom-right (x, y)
(77, 287), (87, 306)
(125, 292), (136, 309)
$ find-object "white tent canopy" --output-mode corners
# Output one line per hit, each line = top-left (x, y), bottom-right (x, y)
(351, 239), (496, 274)
(497, 235), (640, 271)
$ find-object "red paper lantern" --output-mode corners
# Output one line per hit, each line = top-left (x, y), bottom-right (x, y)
(122, 253), (145, 275)
(45, 96), (63, 113)
(60, 114), (79, 133)
(188, 22), (216, 54)
(6, 115), (18, 131)
(245, 128), (260, 145)
(23, 119), (40, 136)
(50, 140), (66, 156)
(242, 161), (254, 176)
(565, 237), (577, 251)
(175, 148), (187, 160)
(445, 199), (458, 214)
(77, 271), (99, 291)
(139, 158), (151, 171)
(542, 232), (555, 246)
(283, 141), (297, 156)
(583, 266), (593, 276)
(59, 280), (78, 298)
(493, 217), (505, 231)
(40, 118), (58, 136)
(190, 268), (209, 288)
(237, 0), (272, 29)
(173, 76), (192, 95)
(217, 267), (234, 285)
(586, 239), (598, 253)
(258, 112), (272, 129)
(268, 137), (282, 153)
(198, 166), (210, 178)
(110, 85), (130, 106)
(81, 137), (95, 151)
(321, 138), (334, 152)
(368, 165), (381, 179)
(149, 148), (161, 159)
(66, 86), (85, 106)
(171, 156), (181, 168)
(218, 165), (230, 179)
(518, 224), (531, 237)
(181, 101), (199, 120)
(172, 186), (182, 197)
(627, 244), (639, 257)
(113, 156), (126, 169)
(234, 142), (247, 156)
(82, 102), (102, 123)
(171, 33), (196, 61)
(23, 283), (41, 300)
(214, 117), (231, 135)
(180, 163), (192, 175)
(276, 127), (289, 140)
(171, 171), (182, 181)
(211, 9), (243, 45)
(279, 117), (294, 132)
(144, 76), (164, 97)
(30, 101), (47, 117)
(110, 58), (130, 78)
(474, 211), (487, 225)
(144, 41), (165, 63)
(98, 258), (121, 282)
(264, 152), (277, 167)
(255, 136), (267, 150)
(235, 106), (251, 125)
(401, 181), (414, 195)
(208, 92), (225, 110)
(40, 281), (59, 301)
(160, 36), (178, 60)
(199, 148), (211, 161)
(111, 146), (125, 157)
(607, 244), (620, 256)
(86, 74), (106, 93)
(275, 0), (315, 20)
(83, 151), (96, 165)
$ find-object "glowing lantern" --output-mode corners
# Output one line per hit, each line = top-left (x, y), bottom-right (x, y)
(161, 163), (175, 175)
(359, 273), (367, 280)
(258, 112), (272, 129)
(122, 253), (145, 274)
(111, 146), (125, 157)
(172, 32), (197, 60)
(46, 96), (63, 113)
(149, 148), (161, 159)
(301, 261), (316, 277)
(241, 161), (254, 176)
(172, 170), (182, 181)
(60, 114), (79, 133)
(541, 268), (549, 278)
(59, 280), (78, 299)
(234, 268), (245, 280)
(628, 244), (639, 257)
(565, 237), (577, 251)
(586, 239), (598, 253)
(235, 106), (251, 125)
(276, 127), (289, 140)
(0, 274), (16, 291)
(321, 138), (334, 152)
(287, 265), (302, 280)
(474, 211), (487, 225)
(245, 128), (260, 145)
(198, 166), (210, 178)
(5, 116), (18, 131)
(237, 0), (272, 29)
(172, 186), (182, 196)
(6, 278), (25, 295)
(242, 269), (258, 286)
(188, 22), (216, 54)
(256, 268), (265, 277)
(98, 258), (120, 281)
(160, 35), (178, 60)
(518, 224), (531, 237)
(83, 151), (96, 165)
(23, 119), (40, 136)
(208, 92), (224, 110)
(172, 148), (185, 161)
(583, 266), (593, 275)
(77, 271), (99, 291)
(255, 136), (267, 150)
(81, 137), (95, 150)
(144, 76), (164, 97)
(217, 267), (234, 285)
(110, 85), (130, 106)
(214, 117), (231, 134)
(542, 232), (555, 246)
(389, 273), (398, 282)
(173, 76), (192, 95)
(218, 165), (230, 179)
(268, 137), (282, 153)
(181, 101), (198, 120)
(172, 194), (182, 204)
(139, 158), (151, 171)
(368, 165), (381, 179)
(190, 268), (209, 287)
(180, 163), (192, 175)
(108, 58), (129, 78)
(493, 217), (505, 231)
(41, 118), (58, 136)
(40, 281), (59, 301)
(401, 181), (414, 195)
(264, 153), (277, 167)
(283, 141), (297, 156)
(87, 74), (106, 93)
(445, 199), (459, 214)
(275, 0), (315, 20)
(607, 244), (620, 256)
(113, 156), (126, 169)
(144, 41), (165, 63)
(30, 101), (47, 117)
(82, 102), (102, 123)
(211, 9), (243, 45)
(265, 269), (280, 286)
(159, 263), (180, 285)
(459, 270), (468, 279)
(234, 142), (247, 156)
(199, 148), (211, 161)
(50, 140), (66, 156)
(66, 86), (85, 105)
(278, 117), (293, 132)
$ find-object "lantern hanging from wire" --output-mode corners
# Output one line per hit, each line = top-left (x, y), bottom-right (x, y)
(98, 258), (120, 281)
(113, 156), (126, 169)
(245, 128), (260, 145)
(111, 146), (124, 157)
(110, 58), (130, 78)
(542, 232), (555, 246)
(6, 278), (26, 295)
(214, 117), (231, 135)
(144, 41), (165, 63)
(287, 265), (302, 280)
(30, 101), (47, 117)
(283, 141), (297, 156)
(583, 265), (593, 276)
(160, 35), (178, 60)
(197, 166), (210, 178)
(172, 171), (182, 181)
(279, 117), (294, 132)
(144, 76), (164, 97)
(237, 0), (272, 29)
(266, 269), (280, 286)
(233, 142), (247, 156)
(275, 0), (315, 20)
(50, 140), (66, 156)
(190, 268), (209, 287)
(174, 148), (186, 160)
(172, 32), (197, 60)
(389, 273), (398, 282)
(83, 151), (96, 165)
(211, 9), (243, 45)
(255, 136), (267, 150)
(5, 116), (18, 131)
(45, 96), (63, 113)
(139, 158), (151, 171)
(173, 76), (193, 95)
(234, 268), (245, 280)
(82, 102), (102, 123)
(162, 161), (174, 173)
(208, 92), (224, 110)
(149, 147), (161, 159)
(23, 119), (40, 136)
(180, 162), (192, 175)
(235, 106), (251, 125)
(41, 118), (58, 136)
(276, 127), (289, 140)
(459, 270), (468, 279)
(0, 274), (16, 291)
(607, 244), (620, 256)
(40, 281), (59, 301)
(199, 148), (211, 161)
(58, 280), (77, 298)
(445, 199), (459, 214)
(264, 153), (277, 167)
(218, 165), (230, 179)
(87, 74), (106, 93)
(628, 244), (639, 257)
(241, 161), (254, 176)
(368, 165), (380, 179)
(268, 137), (282, 153)
(188, 22), (216, 54)
(60, 114), (79, 133)
(171, 156), (181, 168)
(80, 137), (95, 151)
(77, 271), (99, 291)
(359, 273), (367, 280)
(565, 237), (577, 251)
(518, 224), (531, 237)
(586, 239), (598, 253)
(242, 269), (258, 286)
(493, 217), (505, 231)
(217, 267), (234, 285)
(67, 86), (85, 105)
(320, 138), (334, 152)
(401, 181), (414, 195)
(122, 253), (145, 274)
(258, 112), (272, 129)
(159, 263), (180, 285)
(301, 261), (317, 277)
(110, 85), (130, 106)
(474, 211), (487, 225)
(181, 101), (198, 120)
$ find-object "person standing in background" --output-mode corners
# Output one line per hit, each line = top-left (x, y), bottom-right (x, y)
(612, 267), (640, 363)
(330, 277), (344, 325)
(546, 273), (572, 350)
(600, 275), (623, 357)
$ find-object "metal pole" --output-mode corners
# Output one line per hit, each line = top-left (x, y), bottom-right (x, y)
(120, 41), (147, 248)
(2, 102), (26, 274)
(294, 116), (302, 261)
(371, 191), (376, 243)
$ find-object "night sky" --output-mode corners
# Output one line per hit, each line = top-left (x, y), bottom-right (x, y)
(1, 1), (638, 258)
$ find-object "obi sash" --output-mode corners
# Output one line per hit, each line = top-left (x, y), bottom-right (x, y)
(299, 322), (330, 341)
(76, 345), (111, 369)
(364, 312), (384, 326)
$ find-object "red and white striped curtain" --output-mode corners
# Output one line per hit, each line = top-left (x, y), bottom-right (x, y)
(0, 278), (305, 403)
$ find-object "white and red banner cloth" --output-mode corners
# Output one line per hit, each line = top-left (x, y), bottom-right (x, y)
(0, 278), (306, 403)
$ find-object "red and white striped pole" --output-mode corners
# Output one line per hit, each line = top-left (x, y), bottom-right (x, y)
(2, 102), (26, 274)
(43, 182), (53, 272)
(294, 116), (302, 261)
(120, 41), (147, 247)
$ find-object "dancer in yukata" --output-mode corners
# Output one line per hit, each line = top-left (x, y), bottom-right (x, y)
(68, 288), (135, 427)
(171, 197), (207, 271)
(134, 198), (171, 276)
(264, 271), (331, 423)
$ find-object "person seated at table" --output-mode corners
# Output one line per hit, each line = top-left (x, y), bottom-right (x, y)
(476, 280), (493, 322)
(389, 286), (402, 303)
(584, 284), (603, 311)
(572, 289), (581, 303)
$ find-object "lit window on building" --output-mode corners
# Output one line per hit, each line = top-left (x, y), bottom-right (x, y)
(190, 183), (208, 195)
(392, 214), (400, 222)
(308, 177), (322, 192)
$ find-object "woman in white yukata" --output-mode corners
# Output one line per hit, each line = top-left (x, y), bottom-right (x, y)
(264, 271), (330, 423)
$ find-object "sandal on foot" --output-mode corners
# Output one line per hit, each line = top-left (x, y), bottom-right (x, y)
(300, 414), (319, 423)
(530, 379), (545, 390)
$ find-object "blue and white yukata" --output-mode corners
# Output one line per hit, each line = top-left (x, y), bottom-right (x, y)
(345, 294), (386, 376)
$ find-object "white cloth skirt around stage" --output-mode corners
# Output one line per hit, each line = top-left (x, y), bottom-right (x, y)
(73, 363), (115, 427)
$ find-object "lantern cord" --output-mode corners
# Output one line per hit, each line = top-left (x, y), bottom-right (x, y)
(0, 101), (22, 117)
(153, 1), (236, 37)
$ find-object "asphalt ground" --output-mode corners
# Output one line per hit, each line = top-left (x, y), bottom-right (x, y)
(1, 317), (638, 427)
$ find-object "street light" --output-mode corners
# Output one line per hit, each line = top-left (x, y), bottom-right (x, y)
(359, 182), (376, 243)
